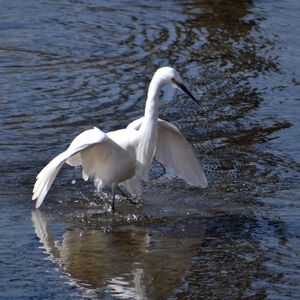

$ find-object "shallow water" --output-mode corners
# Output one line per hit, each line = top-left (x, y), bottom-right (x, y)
(0, 0), (300, 299)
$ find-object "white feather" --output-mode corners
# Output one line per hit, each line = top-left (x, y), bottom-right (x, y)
(128, 117), (208, 188)
(32, 127), (108, 208)
(32, 67), (208, 209)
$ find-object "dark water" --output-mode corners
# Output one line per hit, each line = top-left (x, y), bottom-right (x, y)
(0, 0), (300, 299)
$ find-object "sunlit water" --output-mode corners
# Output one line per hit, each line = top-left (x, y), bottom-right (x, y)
(0, 0), (299, 299)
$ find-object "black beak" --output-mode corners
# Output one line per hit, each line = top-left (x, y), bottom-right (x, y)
(173, 80), (200, 106)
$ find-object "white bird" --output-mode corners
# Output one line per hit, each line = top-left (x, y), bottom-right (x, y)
(32, 67), (208, 210)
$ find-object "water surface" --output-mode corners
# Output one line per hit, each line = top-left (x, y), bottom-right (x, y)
(0, 0), (300, 299)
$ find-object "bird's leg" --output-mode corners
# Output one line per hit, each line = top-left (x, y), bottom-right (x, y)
(112, 192), (115, 211)
(117, 186), (139, 205)
(111, 184), (116, 211)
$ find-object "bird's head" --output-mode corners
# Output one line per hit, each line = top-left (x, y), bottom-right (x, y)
(154, 67), (199, 106)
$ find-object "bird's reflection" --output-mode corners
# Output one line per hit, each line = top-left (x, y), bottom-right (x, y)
(32, 210), (204, 299)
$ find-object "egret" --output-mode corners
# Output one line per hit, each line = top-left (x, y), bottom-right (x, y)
(32, 67), (208, 210)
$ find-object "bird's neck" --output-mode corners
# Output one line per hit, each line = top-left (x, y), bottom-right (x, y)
(137, 77), (164, 179)
(144, 77), (163, 121)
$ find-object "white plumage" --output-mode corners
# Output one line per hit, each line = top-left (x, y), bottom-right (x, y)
(32, 67), (208, 210)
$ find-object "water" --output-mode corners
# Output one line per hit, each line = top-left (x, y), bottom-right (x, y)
(0, 0), (299, 299)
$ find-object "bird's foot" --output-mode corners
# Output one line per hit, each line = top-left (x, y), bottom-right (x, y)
(128, 198), (139, 205)
(117, 187), (140, 206)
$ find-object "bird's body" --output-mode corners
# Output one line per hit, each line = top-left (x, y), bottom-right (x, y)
(32, 67), (208, 210)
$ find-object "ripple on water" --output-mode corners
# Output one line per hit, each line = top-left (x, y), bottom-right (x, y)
(0, 0), (300, 299)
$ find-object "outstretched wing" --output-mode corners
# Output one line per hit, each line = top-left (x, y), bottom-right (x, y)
(155, 120), (207, 187)
(32, 127), (107, 208)
(128, 117), (208, 187)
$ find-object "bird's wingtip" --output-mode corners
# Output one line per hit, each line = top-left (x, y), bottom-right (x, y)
(35, 197), (43, 209)
(200, 176), (208, 188)
(202, 181), (208, 189)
